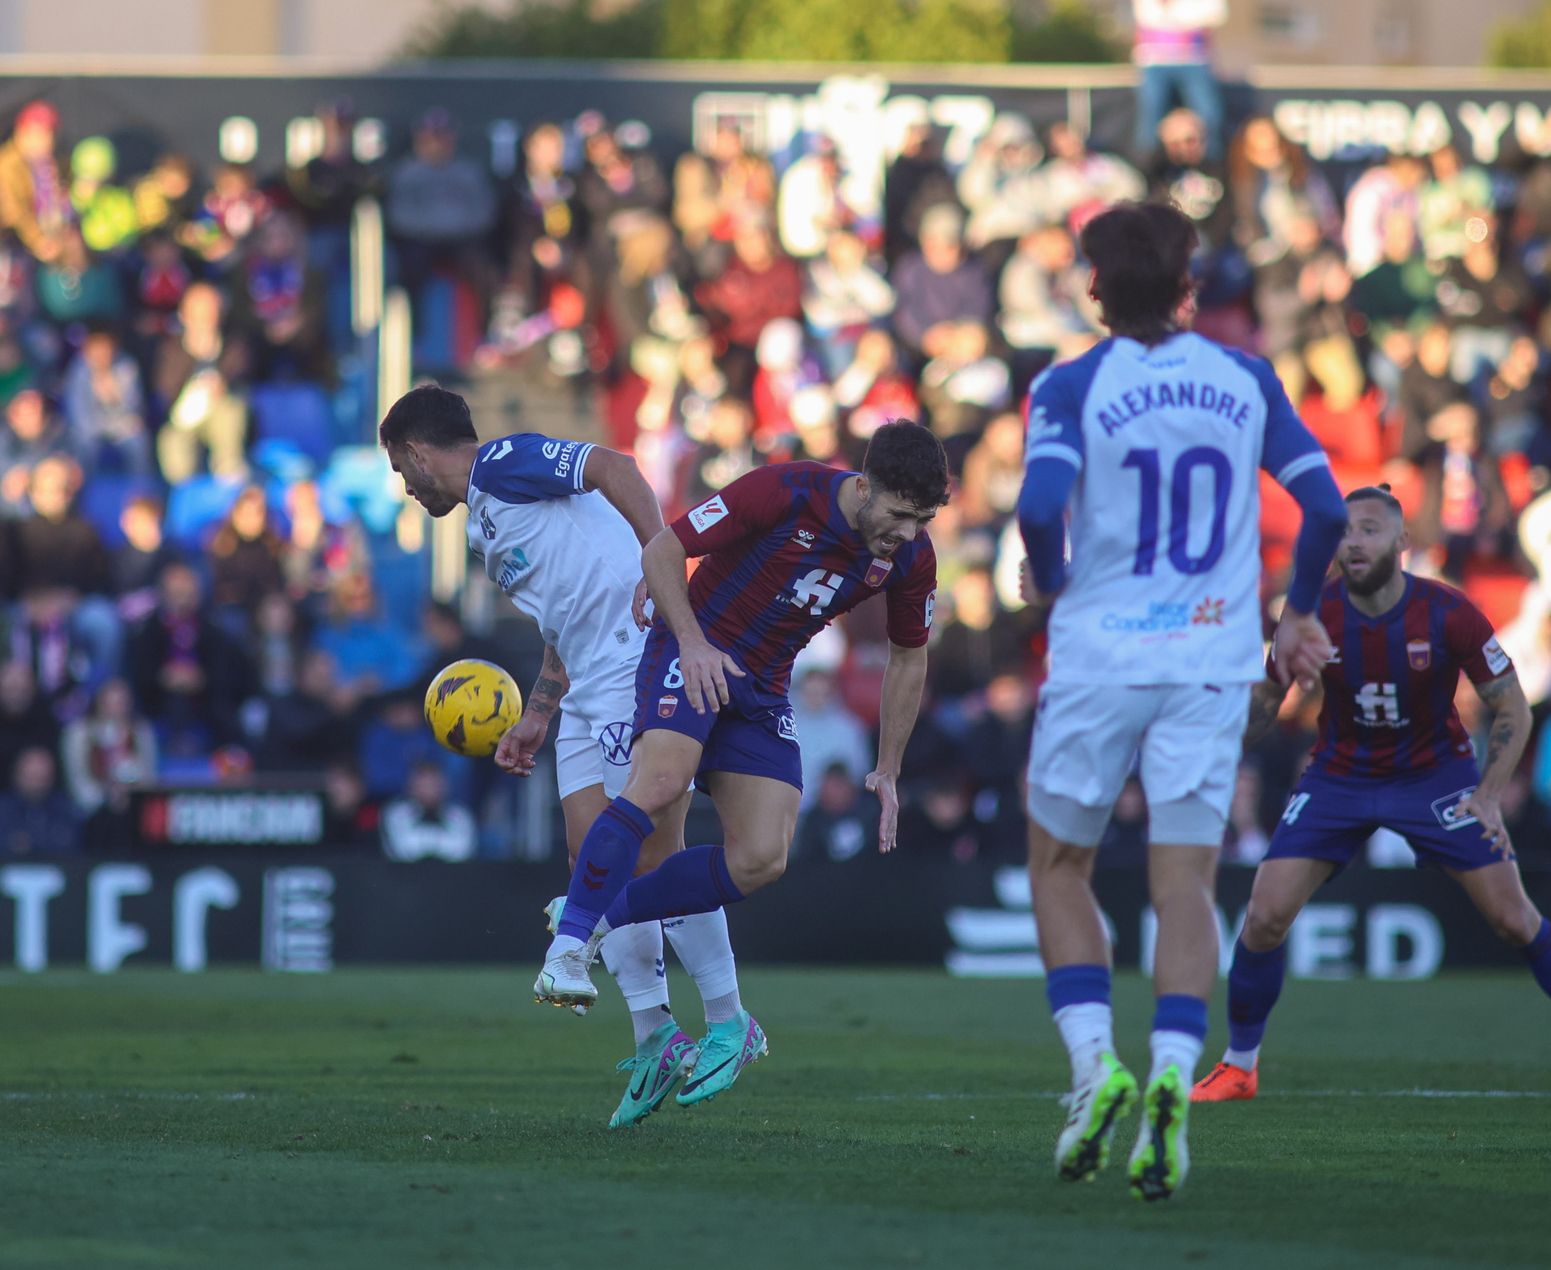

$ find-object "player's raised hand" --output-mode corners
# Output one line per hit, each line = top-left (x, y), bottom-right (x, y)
(494, 714), (549, 776)
(679, 636), (746, 714)
(1457, 788), (1514, 857)
(864, 770), (900, 853)
(1271, 609), (1334, 692)
(631, 577), (653, 631)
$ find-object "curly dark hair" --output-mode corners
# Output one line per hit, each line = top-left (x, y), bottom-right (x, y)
(862, 419), (951, 510)
(1079, 201), (1199, 345)
(378, 383), (478, 450)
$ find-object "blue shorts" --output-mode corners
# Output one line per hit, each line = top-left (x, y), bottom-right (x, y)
(631, 627), (803, 792)
(1266, 758), (1496, 873)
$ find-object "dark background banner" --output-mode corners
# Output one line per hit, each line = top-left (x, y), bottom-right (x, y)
(0, 70), (1548, 188)
(1, 852), (1545, 977)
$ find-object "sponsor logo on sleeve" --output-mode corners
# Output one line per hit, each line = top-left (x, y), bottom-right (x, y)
(924, 589), (936, 629)
(542, 441), (561, 460)
(1484, 636), (1510, 676)
(1430, 787), (1479, 832)
(688, 495), (729, 533)
(1407, 640), (1431, 671)
(479, 507), (497, 540)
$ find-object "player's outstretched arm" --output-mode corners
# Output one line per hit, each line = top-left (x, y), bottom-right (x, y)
(582, 447), (667, 548)
(495, 644), (569, 777)
(641, 527), (744, 714)
(1460, 669), (1532, 854)
(867, 640), (929, 854)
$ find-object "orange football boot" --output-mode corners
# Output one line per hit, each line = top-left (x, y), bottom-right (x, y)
(1191, 1061), (1257, 1102)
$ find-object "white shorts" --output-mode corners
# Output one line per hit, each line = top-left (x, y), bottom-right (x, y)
(554, 669), (638, 802)
(1025, 680), (1252, 848)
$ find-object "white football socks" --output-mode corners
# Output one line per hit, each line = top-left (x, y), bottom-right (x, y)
(662, 910), (742, 1024)
(1150, 1030), (1205, 1086)
(1054, 1003), (1114, 1085)
(1223, 1045), (1260, 1071)
(599, 923), (671, 1046)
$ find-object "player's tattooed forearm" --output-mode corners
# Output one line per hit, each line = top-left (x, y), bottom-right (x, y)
(1477, 670), (1519, 707)
(1484, 714), (1517, 771)
(530, 675), (565, 710)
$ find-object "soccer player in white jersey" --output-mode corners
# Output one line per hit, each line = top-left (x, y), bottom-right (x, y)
(1017, 202), (1348, 1200)
(380, 383), (746, 1128)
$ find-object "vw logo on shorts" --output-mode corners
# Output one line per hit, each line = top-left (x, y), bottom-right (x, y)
(599, 722), (634, 766)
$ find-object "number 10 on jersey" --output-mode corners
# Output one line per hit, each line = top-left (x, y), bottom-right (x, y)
(1121, 446), (1232, 577)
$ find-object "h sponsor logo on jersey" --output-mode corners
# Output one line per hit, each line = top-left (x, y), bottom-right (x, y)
(792, 528), (816, 550)
(599, 721), (633, 766)
(1430, 786), (1480, 832)
(1191, 597), (1225, 626)
(497, 548), (530, 590)
(775, 710), (799, 744)
(789, 568), (844, 615)
(1354, 682), (1408, 728)
(1484, 636), (1510, 676)
(688, 494), (729, 533)
(863, 558), (894, 588)
(479, 508), (497, 540)
(1407, 640), (1431, 671)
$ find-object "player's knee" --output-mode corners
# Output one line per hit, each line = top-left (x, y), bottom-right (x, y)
(622, 769), (687, 818)
(726, 841), (787, 894)
(1484, 901), (1539, 947)
(1242, 905), (1293, 951)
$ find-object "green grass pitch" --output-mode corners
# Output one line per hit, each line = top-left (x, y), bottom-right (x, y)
(3, 967), (1547, 1268)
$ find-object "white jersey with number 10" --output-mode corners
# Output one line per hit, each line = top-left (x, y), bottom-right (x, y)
(1025, 332), (1329, 687)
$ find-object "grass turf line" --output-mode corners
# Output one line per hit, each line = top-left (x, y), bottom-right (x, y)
(1, 968), (1546, 1269)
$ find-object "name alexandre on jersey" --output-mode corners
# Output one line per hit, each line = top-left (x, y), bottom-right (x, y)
(1097, 381), (1253, 437)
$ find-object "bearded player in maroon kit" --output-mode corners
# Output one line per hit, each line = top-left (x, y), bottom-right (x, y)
(535, 421), (949, 1107)
(1194, 484), (1551, 1102)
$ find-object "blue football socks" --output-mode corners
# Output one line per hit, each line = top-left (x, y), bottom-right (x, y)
(602, 844), (744, 929)
(1226, 938), (1287, 1055)
(555, 797), (654, 942)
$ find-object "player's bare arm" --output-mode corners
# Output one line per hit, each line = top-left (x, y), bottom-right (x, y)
(1459, 669), (1532, 853)
(640, 526), (744, 714)
(582, 447), (666, 548)
(1242, 676), (1293, 749)
(496, 644), (569, 777)
(867, 640), (929, 854)
(1270, 606), (1333, 693)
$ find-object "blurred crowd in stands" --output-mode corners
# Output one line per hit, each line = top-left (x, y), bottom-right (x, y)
(3, 80), (1551, 865)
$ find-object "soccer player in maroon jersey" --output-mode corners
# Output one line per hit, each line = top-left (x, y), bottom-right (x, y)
(535, 421), (949, 1105)
(1194, 485), (1550, 1101)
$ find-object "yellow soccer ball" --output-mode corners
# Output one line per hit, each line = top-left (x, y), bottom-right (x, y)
(423, 659), (523, 757)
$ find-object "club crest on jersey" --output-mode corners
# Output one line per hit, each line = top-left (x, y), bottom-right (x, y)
(688, 494), (729, 533)
(658, 694), (679, 718)
(864, 558), (894, 588)
(1191, 597), (1225, 626)
(1407, 640), (1431, 671)
(480, 508), (497, 540)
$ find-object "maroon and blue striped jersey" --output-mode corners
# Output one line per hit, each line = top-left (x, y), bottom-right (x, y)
(1300, 575), (1512, 779)
(670, 463), (937, 700)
